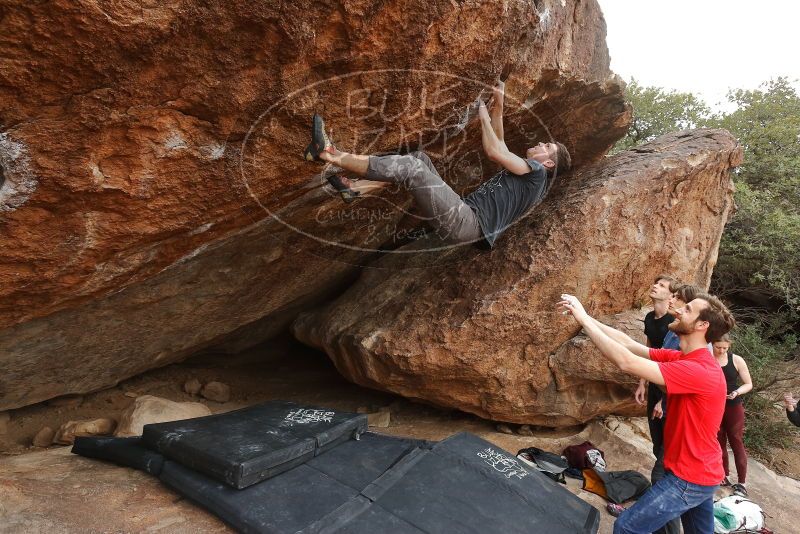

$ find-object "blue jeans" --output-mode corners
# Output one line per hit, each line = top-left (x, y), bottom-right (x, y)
(613, 472), (717, 534)
(650, 449), (680, 534)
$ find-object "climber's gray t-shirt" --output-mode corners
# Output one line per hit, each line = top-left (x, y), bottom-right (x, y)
(464, 159), (550, 248)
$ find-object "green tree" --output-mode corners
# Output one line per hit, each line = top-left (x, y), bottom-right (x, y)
(612, 79), (710, 153)
(708, 78), (800, 317)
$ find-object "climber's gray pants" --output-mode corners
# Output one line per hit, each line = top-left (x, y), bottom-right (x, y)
(365, 151), (483, 244)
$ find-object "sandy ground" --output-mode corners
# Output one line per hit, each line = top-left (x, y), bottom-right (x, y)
(2, 338), (799, 533)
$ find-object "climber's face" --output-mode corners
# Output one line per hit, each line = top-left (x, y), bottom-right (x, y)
(526, 142), (557, 170)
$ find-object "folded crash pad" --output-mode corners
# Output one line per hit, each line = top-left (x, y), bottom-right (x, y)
(158, 432), (428, 534)
(71, 436), (165, 475)
(142, 400), (367, 489)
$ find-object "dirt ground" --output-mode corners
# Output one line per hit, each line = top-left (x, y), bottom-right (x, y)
(774, 445), (800, 472)
(2, 338), (799, 533)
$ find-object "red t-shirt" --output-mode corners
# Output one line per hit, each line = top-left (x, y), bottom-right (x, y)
(650, 347), (727, 485)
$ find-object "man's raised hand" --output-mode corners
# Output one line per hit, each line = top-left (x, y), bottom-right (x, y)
(558, 293), (588, 322)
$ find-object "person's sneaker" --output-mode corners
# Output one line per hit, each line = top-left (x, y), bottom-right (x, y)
(326, 175), (360, 203)
(732, 483), (748, 497)
(721, 476), (733, 487)
(606, 503), (626, 517)
(303, 114), (334, 162)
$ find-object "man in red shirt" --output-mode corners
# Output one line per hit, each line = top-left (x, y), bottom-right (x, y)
(558, 292), (735, 534)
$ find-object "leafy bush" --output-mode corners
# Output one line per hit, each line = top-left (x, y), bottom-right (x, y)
(742, 394), (799, 457)
(732, 319), (797, 394)
(708, 78), (800, 317)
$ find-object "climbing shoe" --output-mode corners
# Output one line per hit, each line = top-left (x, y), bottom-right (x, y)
(303, 113), (334, 162)
(326, 174), (360, 203)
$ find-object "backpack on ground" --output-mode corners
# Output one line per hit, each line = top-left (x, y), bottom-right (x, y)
(562, 440), (607, 471)
(516, 446), (569, 484)
(713, 495), (765, 533)
(581, 469), (651, 504)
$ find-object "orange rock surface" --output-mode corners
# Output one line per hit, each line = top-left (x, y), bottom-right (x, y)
(0, 0), (629, 410)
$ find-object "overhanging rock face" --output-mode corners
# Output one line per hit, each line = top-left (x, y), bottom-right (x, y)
(293, 130), (743, 426)
(0, 0), (629, 409)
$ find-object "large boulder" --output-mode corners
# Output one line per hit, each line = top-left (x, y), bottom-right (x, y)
(0, 0), (629, 410)
(293, 129), (742, 425)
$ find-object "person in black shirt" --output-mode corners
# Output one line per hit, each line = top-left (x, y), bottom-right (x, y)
(303, 82), (571, 247)
(635, 275), (676, 413)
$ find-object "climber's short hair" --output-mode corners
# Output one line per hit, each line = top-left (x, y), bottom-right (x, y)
(553, 142), (572, 176)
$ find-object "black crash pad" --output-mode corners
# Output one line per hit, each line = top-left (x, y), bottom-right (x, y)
(71, 406), (598, 534)
(158, 432), (427, 534)
(158, 432), (598, 534)
(71, 436), (165, 476)
(346, 431), (600, 534)
(142, 400), (367, 489)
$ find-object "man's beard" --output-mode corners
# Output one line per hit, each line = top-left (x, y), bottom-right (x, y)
(668, 319), (694, 335)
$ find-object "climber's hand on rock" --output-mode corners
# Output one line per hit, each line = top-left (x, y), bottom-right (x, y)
(477, 99), (490, 121)
(492, 81), (505, 105)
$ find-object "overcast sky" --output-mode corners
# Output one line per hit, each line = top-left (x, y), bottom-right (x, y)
(599, 0), (800, 108)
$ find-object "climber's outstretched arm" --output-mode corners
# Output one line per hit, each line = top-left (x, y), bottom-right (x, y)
(478, 101), (530, 176)
(489, 81), (505, 142)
